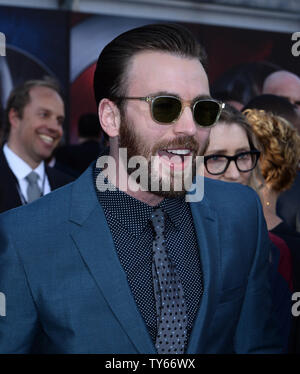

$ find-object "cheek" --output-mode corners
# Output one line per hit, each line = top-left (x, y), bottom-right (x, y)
(240, 172), (251, 185)
(204, 169), (221, 181)
(129, 112), (164, 142)
(26, 123), (39, 138)
(20, 125), (33, 140)
(57, 127), (63, 138)
(196, 128), (210, 150)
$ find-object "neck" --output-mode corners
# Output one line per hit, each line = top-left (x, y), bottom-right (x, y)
(259, 185), (282, 230)
(122, 184), (164, 207)
(7, 140), (40, 169)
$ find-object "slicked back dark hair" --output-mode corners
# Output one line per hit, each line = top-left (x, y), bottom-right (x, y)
(93, 23), (207, 110)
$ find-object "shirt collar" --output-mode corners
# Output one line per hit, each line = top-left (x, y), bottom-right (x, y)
(3, 143), (45, 181)
(94, 168), (186, 236)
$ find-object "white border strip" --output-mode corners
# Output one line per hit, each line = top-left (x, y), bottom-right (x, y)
(0, 0), (299, 33)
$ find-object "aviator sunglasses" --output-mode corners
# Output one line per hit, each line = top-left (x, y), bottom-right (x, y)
(115, 95), (225, 127)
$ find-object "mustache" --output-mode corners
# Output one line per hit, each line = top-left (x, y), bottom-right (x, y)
(152, 136), (200, 155)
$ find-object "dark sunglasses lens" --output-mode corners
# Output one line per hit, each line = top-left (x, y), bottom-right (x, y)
(194, 100), (220, 127)
(152, 97), (182, 123)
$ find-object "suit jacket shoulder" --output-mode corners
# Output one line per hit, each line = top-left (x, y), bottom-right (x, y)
(203, 176), (259, 204)
(199, 177), (263, 226)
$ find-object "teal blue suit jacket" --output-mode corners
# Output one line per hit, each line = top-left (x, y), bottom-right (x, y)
(0, 166), (282, 353)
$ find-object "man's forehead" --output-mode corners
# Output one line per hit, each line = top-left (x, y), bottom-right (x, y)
(126, 50), (209, 95)
(273, 76), (300, 92)
(271, 86), (300, 103)
(28, 86), (63, 105)
(26, 86), (65, 116)
(29, 85), (58, 99)
(129, 50), (205, 72)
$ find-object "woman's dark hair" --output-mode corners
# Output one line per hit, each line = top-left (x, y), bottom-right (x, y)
(243, 94), (299, 126)
(211, 61), (281, 106)
(93, 23), (207, 110)
(204, 103), (259, 152)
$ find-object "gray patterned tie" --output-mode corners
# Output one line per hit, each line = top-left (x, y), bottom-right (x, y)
(26, 171), (41, 203)
(150, 208), (188, 354)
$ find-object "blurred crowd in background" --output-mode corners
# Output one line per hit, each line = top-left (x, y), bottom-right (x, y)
(0, 33), (300, 353)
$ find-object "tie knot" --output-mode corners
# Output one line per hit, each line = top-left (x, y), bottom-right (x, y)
(26, 171), (39, 184)
(150, 208), (165, 236)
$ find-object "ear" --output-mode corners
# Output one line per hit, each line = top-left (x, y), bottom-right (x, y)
(98, 99), (121, 138)
(8, 108), (21, 131)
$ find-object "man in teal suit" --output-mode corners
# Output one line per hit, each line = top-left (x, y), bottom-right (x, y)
(0, 23), (282, 353)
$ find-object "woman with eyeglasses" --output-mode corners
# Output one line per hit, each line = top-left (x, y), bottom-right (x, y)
(203, 104), (294, 352)
(203, 106), (259, 185)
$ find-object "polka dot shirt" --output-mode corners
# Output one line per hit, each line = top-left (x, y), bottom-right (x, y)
(93, 167), (204, 347)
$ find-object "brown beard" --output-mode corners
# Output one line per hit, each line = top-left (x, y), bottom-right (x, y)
(118, 115), (205, 197)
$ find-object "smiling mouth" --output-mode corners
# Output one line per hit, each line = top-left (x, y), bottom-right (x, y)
(39, 134), (55, 145)
(157, 149), (193, 160)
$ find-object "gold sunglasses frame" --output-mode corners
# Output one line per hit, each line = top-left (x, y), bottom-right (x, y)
(117, 95), (225, 127)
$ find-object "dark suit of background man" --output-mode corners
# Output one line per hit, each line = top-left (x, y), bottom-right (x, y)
(0, 24), (282, 353)
(0, 79), (74, 213)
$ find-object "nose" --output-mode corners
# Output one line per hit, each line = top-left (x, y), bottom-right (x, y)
(172, 106), (197, 137)
(223, 160), (241, 181)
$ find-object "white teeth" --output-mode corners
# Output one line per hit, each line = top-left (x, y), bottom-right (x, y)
(39, 134), (54, 144)
(166, 149), (191, 155)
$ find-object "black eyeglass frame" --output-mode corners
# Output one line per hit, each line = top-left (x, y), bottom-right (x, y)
(204, 149), (261, 175)
(114, 95), (225, 128)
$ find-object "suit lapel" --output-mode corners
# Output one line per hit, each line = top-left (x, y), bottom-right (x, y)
(46, 166), (56, 190)
(186, 193), (222, 353)
(0, 149), (22, 212)
(46, 165), (66, 190)
(68, 168), (156, 353)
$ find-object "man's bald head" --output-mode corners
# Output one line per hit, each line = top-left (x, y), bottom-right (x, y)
(263, 70), (300, 107)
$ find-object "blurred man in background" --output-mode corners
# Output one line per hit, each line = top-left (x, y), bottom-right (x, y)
(0, 78), (74, 213)
(263, 70), (300, 132)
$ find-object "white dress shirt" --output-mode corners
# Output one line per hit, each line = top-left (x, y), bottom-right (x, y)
(3, 143), (51, 204)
